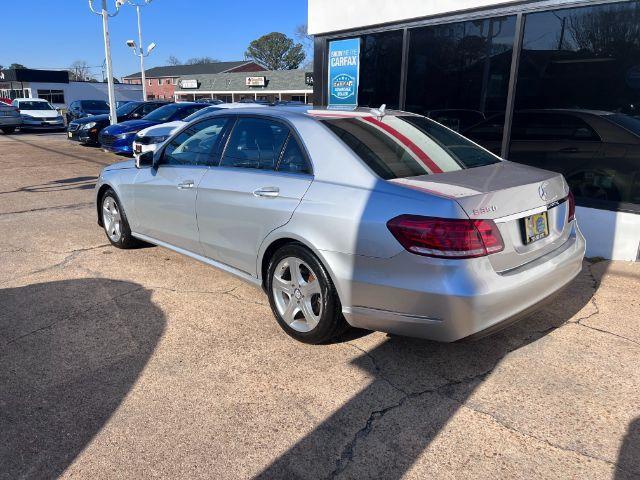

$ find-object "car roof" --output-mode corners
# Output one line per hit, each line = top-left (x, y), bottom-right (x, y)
(190, 105), (418, 123)
(14, 98), (48, 102)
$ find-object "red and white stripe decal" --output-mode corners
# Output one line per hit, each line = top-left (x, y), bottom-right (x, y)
(361, 116), (443, 174)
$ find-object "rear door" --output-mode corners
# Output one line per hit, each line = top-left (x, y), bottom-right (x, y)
(196, 116), (313, 275)
(132, 116), (230, 253)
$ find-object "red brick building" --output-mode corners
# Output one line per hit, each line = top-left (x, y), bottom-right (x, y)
(122, 61), (265, 100)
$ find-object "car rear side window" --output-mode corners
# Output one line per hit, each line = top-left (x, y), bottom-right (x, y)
(277, 135), (311, 174)
(321, 115), (500, 179)
(162, 117), (229, 167)
(221, 117), (289, 170)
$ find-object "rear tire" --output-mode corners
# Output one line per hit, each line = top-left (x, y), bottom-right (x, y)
(266, 244), (348, 344)
(100, 188), (143, 249)
(1, 127), (16, 134)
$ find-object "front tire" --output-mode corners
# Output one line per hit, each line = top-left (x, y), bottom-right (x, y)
(266, 244), (348, 344)
(100, 189), (142, 249)
(1, 127), (16, 134)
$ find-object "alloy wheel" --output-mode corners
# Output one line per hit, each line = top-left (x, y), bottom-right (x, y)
(102, 196), (122, 243)
(272, 256), (323, 332)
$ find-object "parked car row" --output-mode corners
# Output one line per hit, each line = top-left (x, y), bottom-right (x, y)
(67, 100), (169, 146)
(66, 100), (278, 156)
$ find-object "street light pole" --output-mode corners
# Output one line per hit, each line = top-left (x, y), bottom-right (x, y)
(88, 0), (123, 125)
(124, 0), (154, 101)
(136, 6), (147, 100)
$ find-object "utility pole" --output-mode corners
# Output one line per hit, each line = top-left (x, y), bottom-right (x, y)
(125, 1), (155, 101)
(89, 0), (124, 125)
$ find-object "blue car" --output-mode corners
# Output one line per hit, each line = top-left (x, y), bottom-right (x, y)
(98, 102), (207, 154)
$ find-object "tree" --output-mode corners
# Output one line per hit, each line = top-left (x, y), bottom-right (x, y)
(69, 60), (94, 81)
(166, 55), (182, 66)
(185, 56), (219, 65)
(9, 63), (26, 69)
(245, 32), (305, 70)
(294, 24), (314, 69)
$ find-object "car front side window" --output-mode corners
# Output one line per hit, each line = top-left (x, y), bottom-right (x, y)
(161, 117), (230, 167)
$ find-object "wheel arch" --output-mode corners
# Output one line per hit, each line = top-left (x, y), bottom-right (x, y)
(96, 182), (127, 227)
(257, 233), (345, 305)
(96, 183), (114, 226)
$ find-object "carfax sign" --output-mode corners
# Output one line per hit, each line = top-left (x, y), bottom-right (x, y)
(328, 38), (360, 109)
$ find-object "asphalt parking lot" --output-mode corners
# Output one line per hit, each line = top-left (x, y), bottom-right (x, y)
(0, 131), (639, 479)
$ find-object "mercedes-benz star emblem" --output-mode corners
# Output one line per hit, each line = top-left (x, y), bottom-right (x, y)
(539, 182), (550, 202)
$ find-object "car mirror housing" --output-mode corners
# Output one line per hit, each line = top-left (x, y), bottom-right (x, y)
(136, 151), (154, 169)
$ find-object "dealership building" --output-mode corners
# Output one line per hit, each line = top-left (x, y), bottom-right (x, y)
(309, 0), (640, 261)
(0, 68), (142, 107)
(122, 60), (265, 100)
(172, 69), (314, 104)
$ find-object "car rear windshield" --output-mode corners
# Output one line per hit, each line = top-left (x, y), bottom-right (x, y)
(18, 101), (55, 111)
(81, 100), (109, 110)
(320, 115), (500, 179)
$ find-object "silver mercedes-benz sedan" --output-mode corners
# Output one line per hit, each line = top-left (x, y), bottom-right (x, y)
(95, 107), (585, 344)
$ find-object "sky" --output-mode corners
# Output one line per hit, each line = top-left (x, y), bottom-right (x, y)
(0, 0), (308, 79)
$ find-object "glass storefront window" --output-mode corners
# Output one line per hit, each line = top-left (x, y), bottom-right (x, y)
(509, 1), (640, 212)
(405, 16), (516, 150)
(358, 30), (403, 109)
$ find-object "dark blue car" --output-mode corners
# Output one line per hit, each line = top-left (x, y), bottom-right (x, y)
(98, 102), (207, 154)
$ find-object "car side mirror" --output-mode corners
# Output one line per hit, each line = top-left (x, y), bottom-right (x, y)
(136, 151), (154, 169)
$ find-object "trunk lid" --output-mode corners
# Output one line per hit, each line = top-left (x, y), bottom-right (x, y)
(390, 161), (572, 272)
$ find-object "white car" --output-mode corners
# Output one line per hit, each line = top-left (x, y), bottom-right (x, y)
(12, 98), (65, 130)
(132, 103), (266, 157)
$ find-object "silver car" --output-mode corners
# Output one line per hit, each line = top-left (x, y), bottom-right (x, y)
(0, 103), (22, 134)
(95, 108), (585, 344)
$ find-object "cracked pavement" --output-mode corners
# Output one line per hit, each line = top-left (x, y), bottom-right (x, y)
(0, 132), (639, 479)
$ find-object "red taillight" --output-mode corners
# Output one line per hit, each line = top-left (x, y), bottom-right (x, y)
(386, 215), (504, 259)
(567, 191), (576, 222)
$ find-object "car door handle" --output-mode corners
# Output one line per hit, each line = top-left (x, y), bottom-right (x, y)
(177, 180), (195, 189)
(558, 147), (579, 153)
(253, 186), (280, 198)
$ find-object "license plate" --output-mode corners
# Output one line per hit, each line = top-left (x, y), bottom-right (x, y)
(523, 211), (549, 244)
(68, 132), (73, 138)
(134, 144), (142, 153)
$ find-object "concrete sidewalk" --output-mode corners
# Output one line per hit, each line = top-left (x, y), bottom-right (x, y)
(0, 132), (638, 479)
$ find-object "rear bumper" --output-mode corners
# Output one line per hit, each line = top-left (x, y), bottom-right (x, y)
(329, 222), (586, 342)
(132, 142), (158, 158)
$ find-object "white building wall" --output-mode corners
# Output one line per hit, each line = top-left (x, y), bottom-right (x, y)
(28, 81), (143, 107)
(576, 207), (640, 261)
(308, 0), (521, 34)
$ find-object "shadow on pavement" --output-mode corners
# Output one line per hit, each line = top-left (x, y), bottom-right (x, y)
(0, 278), (165, 479)
(256, 264), (608, 478)
(616, 417), (640, 479)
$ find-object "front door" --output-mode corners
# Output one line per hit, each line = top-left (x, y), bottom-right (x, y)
(196, 116), (314, 275)
(132, 116), (230, 253)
